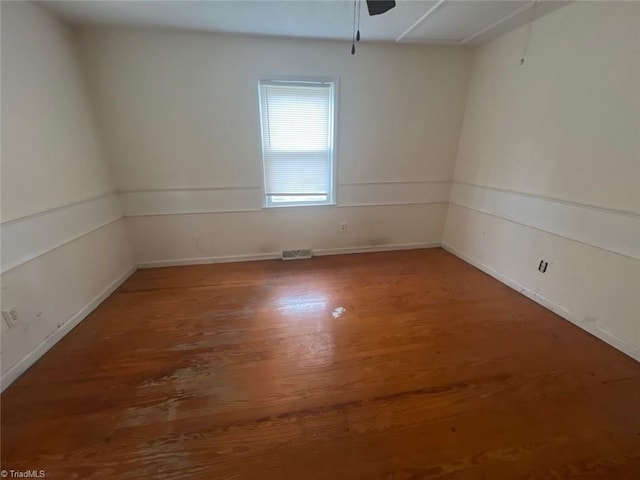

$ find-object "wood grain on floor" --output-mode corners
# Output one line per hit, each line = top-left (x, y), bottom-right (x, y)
(2, 248), (639, 479)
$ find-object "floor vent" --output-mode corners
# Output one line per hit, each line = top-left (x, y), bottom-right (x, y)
(281, 249), (313, 260)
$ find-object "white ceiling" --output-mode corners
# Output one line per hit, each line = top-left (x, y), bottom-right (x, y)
(40, 0), (570, 45)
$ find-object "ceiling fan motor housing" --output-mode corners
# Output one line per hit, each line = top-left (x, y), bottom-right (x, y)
(367, 0), (396, 16)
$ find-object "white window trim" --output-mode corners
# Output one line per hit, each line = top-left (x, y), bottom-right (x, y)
(258, 76), (339, 208)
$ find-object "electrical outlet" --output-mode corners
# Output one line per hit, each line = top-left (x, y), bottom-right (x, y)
(538, 260), (548, 273)
(340, 222), (348, 232)
(2, 308), (19, 328)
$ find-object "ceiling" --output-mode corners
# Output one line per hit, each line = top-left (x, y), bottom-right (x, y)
(41, 0), (570, 45)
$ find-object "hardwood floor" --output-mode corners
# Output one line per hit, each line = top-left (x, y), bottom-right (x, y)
(2, 248), (639, 479)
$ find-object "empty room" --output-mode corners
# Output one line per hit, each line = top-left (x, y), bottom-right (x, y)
(1, 0), (639, 478)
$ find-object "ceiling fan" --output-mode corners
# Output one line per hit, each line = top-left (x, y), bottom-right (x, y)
(351, 0), (396, 54)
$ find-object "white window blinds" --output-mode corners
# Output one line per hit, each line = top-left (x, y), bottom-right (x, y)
(259, 80), (335, 206)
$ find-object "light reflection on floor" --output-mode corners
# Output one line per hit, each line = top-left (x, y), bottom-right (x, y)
(274, 291), (338, 368)
(276, 292), (328, 316)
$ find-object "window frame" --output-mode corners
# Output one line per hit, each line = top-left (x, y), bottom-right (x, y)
(258, 76), (338, 208)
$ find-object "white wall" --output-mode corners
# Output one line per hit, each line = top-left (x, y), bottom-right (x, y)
(443, 1), (640, 361)
(0, 2), (135, 388)
(1, 3), (114, 221)
(78, 29), (473, 263)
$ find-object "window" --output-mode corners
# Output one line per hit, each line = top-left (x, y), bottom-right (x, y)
(259, 78), (336, 207)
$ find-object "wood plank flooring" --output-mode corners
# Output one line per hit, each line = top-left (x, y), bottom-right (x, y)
(2, 248), (639, 479)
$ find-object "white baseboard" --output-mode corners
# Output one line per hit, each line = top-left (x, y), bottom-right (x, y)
(137, 242), (441, 269)
(1, 265), (137, 392)
(441, 243), (640, 363)
(313, 242), (441, 257)
(137, 252), (281, 268)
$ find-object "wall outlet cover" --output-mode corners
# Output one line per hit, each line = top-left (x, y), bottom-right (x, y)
(2, 308), (19, 327)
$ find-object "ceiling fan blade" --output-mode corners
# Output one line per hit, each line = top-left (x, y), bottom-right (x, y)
(366, 0), (396, 16)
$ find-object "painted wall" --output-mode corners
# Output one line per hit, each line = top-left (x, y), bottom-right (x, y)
(443, 1), (640, 361)
(77, 29), (473, 263)
(0, 2), (135, 387)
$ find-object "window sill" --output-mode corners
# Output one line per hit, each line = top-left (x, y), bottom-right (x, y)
(262, 202), (337, 209)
